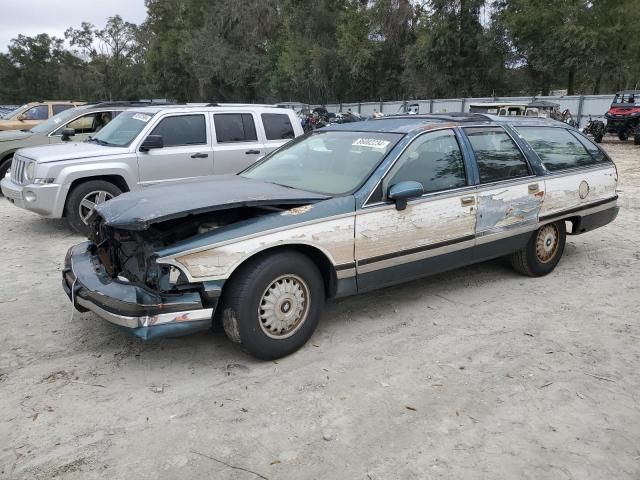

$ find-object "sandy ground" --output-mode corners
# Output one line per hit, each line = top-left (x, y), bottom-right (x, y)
(0, 140), (639, 480)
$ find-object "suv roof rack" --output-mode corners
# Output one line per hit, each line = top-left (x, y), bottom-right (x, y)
(84, 100), (177, 108)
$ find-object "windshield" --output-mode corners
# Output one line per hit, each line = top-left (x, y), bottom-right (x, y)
(1, 104), (28, 120)
(91, 111), (155, 146)
(30, 107), (81, 133)
(242, 130), (403, 195)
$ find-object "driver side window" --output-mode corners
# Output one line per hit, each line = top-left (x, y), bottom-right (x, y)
(388, 130), (467, 195)
(24, 105), (49, 120)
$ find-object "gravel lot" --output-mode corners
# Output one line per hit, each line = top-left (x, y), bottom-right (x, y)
(0, 140), (638, 480)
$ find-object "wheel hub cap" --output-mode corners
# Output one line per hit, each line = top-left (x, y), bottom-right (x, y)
(79, 190), (113, 224)
(536, 224), (559, 263)
(259, 275), (310, 339)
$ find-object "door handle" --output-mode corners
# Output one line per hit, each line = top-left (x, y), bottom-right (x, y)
(190, 153), (208, 159)
(528, 183), (540, 193)
(460, 196), (475, 206)
(245, 149), (261, 155)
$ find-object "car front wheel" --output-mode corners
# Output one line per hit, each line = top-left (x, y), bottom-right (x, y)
(509, 221), (566, 277)
(0, 157), (12, 195)
(222, 251), (325, 360)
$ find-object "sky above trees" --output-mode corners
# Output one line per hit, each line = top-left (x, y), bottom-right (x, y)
(0, 0), (638, 104)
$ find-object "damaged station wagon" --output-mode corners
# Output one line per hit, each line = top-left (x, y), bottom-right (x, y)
(63, 114), (619, 359)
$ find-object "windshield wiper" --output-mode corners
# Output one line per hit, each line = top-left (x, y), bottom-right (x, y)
(87, 138), (113, 146)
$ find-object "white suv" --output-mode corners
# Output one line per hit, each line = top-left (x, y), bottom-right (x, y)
(1, 104), (303, 233)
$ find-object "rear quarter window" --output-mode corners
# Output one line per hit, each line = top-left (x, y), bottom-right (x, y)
(261, 113), (295, 140)
(515, 126), (609, 171)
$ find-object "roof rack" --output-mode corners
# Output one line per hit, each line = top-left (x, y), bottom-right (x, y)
(83, 100), (177, 108)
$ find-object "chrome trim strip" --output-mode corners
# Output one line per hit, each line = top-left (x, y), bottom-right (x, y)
(336, 268), (356, 279)
(474, 223), (537, 245)
(540, 198), (618, 222)
(356, 238), (475, 274)
(76, 297), (213, 329)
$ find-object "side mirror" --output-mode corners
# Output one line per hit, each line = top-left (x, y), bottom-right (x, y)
(388, 181), (424, 211)
(17, 114), (26, 121)
(61, 128), (75, 141)
(140, 135), (163, 152)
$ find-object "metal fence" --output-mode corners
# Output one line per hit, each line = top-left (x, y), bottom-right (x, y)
(322, 95), (615, 128)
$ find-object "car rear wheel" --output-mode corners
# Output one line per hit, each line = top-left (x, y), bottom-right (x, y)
(634, 133), (640, 146)
(509, 221), (566, 277)
(221, 251), (325, 360)
(65, 180), (121, 236)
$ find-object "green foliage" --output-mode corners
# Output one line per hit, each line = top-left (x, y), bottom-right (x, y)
(0, 1), (639, 104)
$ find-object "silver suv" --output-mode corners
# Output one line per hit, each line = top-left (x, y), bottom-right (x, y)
(0, 101), (161, 183)
(1, 104), (303, 234)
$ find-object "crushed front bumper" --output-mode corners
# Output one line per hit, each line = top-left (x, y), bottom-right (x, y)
(62, 242), (221, 340)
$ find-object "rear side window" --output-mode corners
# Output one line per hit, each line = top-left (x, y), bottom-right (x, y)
(151, 115), (206, 147)
(515, 126), (609, 171)
(464, 127), (530, 183)
(261, 113), (295, 140)
(389, 129), (466, 194)
(214, 113), (258, 143)
(52, 104), (72, 115)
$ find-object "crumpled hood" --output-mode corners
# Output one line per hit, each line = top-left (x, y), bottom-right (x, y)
(18, 142), (129, 163)
(95, 175), (329, 231)
(0, 129), (32, 142)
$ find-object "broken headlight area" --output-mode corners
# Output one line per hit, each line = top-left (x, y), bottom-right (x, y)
(86, 205), (290, 291)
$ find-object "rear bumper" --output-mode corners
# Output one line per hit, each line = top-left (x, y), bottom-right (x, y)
(605, 117), (638, 132)
(571, 205), (619, 235)
(62, 242), (220, 340)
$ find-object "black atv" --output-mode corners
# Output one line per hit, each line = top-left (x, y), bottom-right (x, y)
(583, 116), (606, 143)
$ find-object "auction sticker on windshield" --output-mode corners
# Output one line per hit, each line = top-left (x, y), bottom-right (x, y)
(132, 113), (152, 122)
(352, 138), (391, 149)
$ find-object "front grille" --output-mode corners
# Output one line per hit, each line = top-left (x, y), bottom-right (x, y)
(10, 155), (26, 185)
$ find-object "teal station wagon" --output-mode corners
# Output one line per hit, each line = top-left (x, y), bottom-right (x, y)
(63, 114), (619, 359)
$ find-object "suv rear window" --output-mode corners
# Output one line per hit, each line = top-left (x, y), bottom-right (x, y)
(261, 113), (295, 140)
(214, 114), (257, 143)
(151, 115), (207, 147)
(463, 127), (530, 183)
(52, 104), (73, 115)
(515, 126), (607, 171)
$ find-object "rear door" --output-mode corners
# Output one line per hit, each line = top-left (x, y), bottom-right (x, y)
(211, 112), (265, 174)
(461, 126), (543, 260)
(137, 113), (213, 185)
(355, 129), (477, 291)
(259, 112), (297, 155)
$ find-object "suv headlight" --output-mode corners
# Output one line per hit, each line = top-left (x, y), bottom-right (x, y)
(24, 162), (35, 182)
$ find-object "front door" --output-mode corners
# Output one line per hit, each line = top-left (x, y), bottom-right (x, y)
(355, 129), (477, 291)
(137, 113), (213, 186)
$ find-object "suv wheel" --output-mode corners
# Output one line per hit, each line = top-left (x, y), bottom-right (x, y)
(509, 221), (566, 277)
(0, 157), (12, 195)
(634, 133), (640, 146)
(221, 251), (325, 360)
(65, 180), (122, 235)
